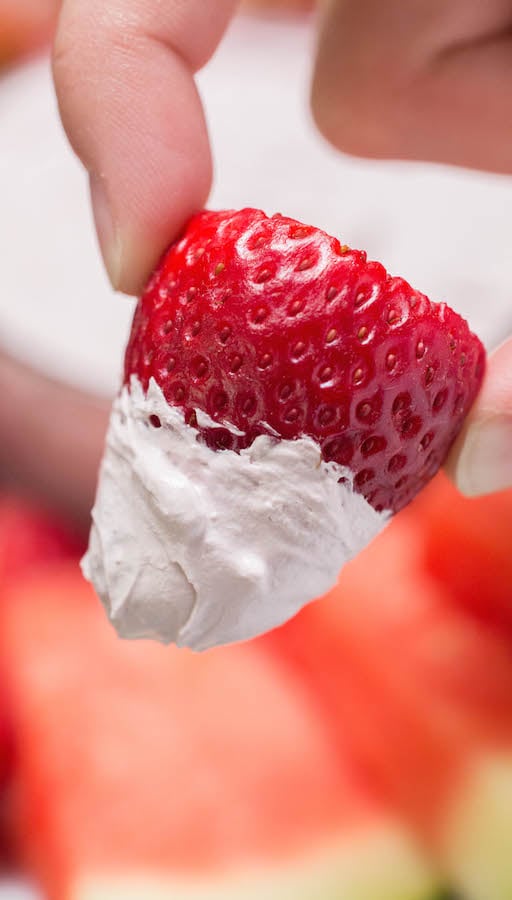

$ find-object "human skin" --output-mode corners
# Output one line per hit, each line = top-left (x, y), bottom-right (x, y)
(0, 350), (108, 533)
(0, 0), (59, 63)
(2, 0), (512, 513)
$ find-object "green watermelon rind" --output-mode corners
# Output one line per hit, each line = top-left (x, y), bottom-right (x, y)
(441, 753), (512, 900)
(72, 825), (439, 900)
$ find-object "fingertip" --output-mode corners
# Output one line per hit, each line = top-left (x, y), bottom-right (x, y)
(446, 339), (512, 498)
(89, 174), (123, 291)
(446, 417), (512, 498)
(89, 153), (211, 297)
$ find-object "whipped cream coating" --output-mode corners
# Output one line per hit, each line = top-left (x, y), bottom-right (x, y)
(82, 377), (390, 650)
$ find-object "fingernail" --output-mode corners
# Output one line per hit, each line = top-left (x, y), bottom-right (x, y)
(90, 174), (123, 290)
(455, 415), (512, 497)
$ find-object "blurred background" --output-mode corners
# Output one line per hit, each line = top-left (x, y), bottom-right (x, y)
(1, 2), (512, 899)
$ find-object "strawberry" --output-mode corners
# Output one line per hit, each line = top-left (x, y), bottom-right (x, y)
(83, 208), (485, 649)
(125, 208), (484, 514)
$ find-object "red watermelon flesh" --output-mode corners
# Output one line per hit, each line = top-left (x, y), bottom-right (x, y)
(0, 494), (83, 868)
(0, 564), (436, 900)
(270, 513), (512, 900)
(0, 494), (83, 585)
(406, 474), (512, 637)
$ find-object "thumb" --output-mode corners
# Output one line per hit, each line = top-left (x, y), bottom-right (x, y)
(446, 338), (512, 496)
(53, 0), (237, 296)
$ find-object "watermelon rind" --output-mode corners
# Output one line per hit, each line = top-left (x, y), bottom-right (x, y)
(72, 825), (438, 900)
(441, 753), (512, 900)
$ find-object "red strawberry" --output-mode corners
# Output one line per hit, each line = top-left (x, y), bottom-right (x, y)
(125, 208), (484, 514)
(84, 208), (485, 649)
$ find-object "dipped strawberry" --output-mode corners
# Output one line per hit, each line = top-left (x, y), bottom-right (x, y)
(82, 209), (485, 650)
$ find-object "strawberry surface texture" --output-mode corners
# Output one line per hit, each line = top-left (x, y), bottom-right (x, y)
(125, 208), (485, 514)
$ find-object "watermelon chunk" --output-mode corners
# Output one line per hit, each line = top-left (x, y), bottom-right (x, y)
(0, 494), (83, 585)
(271, 510), (512, 900)
(409, 474), (512, 637)
(0, 565), (436, 900)
(0, 493), (83, 869)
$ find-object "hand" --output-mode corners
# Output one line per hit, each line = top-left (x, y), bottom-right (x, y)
(0, 350), (108, 532)
(5, 0), (510, 503)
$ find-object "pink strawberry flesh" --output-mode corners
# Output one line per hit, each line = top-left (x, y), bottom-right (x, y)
(124, 208), (485, 514)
